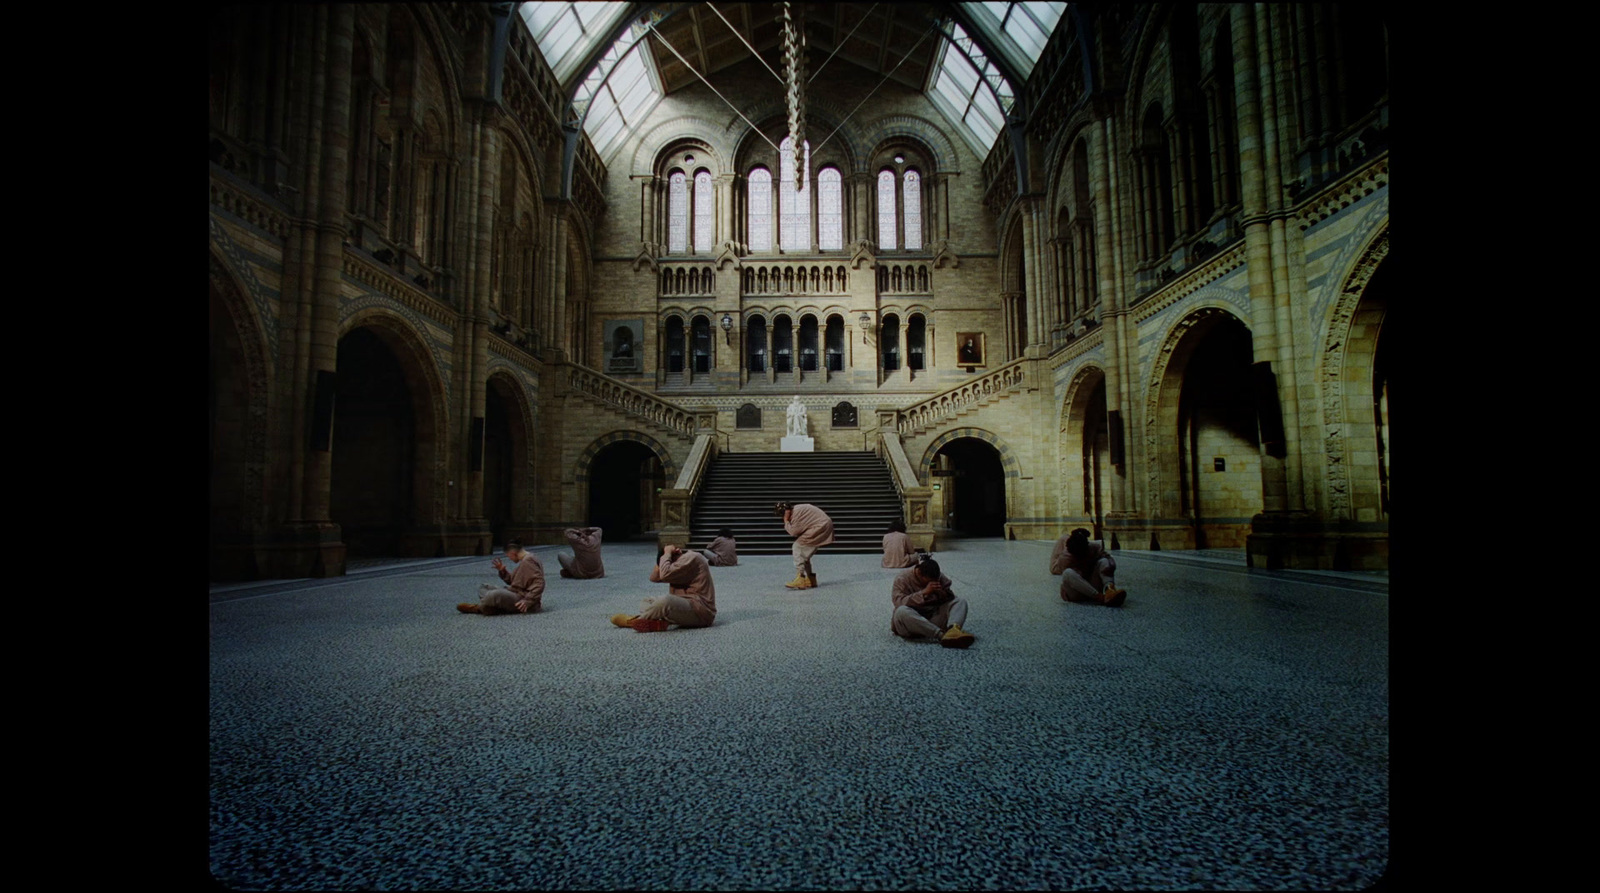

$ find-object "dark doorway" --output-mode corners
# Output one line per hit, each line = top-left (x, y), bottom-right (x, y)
(587, 441), (664, 541)
(331, 328), (416, 557)
(938, 438), (1006, 537)
(483, 377), (526, 546)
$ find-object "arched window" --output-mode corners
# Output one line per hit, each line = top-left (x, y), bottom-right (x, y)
(665, 316), (684, 372)
(799, 315), (819, 371)
(903, 170), (922, 250)
(667, 171), (688, 254)
(694, 170), (713, 252)
(907, 313), (926, 370)
(881, 313), (900, 371)
(691, 315), (712, 372)
(825, 315), (844, 371)
(818, 167), (843, 250)
(747, 315), (768, 373)
(773, 315), (794, 373)
(748, 167), (772, 252)
(779, 137), (811, 252)
(877, 170), (897, 250)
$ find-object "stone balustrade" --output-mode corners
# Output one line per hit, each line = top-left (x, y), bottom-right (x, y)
(741, 263), (849, 296)
(896, 358), (1029, 436)
(566, 363), (697, 436)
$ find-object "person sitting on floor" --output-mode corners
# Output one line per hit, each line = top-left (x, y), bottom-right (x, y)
(458, 540), (545, 615)
(700, 527), (738, 566)
(890, 557), (974, 648)
(611, 543), (717, 633)
(1050, 527), (1127, 606)
(557, 526), (605, 579)
(881, 520), (921, 569)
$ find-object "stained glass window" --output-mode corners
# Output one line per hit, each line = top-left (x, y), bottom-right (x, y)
(877, 170), (897, 250)
(818, 168), (842, 251)
(694, 171), (713, 252)
(779, 137), (811, 252)
(667, 171), (687, 254)
(904, 170), (923, 250)
(748, 168), (772, 252)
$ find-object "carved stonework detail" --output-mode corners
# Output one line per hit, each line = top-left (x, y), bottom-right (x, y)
(897, 360), (1028, 437)
(632, 242), (659, 273)
(714, 241), (741, 271)
(849, 239), (877, 270)
(1320, 227), (1389, 519)
(209, 251), (273, 535)
(930, 238), (960, 269)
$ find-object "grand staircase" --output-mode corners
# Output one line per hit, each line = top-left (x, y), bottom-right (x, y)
(689, 451), (903, 554)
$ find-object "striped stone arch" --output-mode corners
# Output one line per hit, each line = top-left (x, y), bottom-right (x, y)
(916, 427), (1022, 485)
(574, 430), (678, 485)
(857, 114), (963, 173)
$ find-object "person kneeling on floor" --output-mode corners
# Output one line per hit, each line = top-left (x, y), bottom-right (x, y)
(611, 543), (717, 633)
(891, 557), (974, 648)
(459, 540), (544, 615)
(1050, 527), (1128, 606)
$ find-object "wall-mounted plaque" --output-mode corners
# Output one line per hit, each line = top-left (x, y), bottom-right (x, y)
(831, 401), (858, 428)
(736, 403), (762, 429)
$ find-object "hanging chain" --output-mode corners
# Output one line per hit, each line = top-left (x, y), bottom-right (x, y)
(781, 2), (807, 186)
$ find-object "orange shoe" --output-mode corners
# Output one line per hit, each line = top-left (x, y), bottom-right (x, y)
(457, 603), (481, 614)
(1102, 587), (1127, 607)
(630, 617), (671, 633)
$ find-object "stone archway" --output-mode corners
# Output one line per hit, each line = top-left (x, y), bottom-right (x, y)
(484, 371), (533, 546)
(330, 316), (448, 557)
(1059, 365), (1111, 538)
(918, 427), (1020, 538)
(1322, 229), (1391, 525)
(1146, 306), (1260, 549)
(575, 431), (678, 540)
(209, 252), (272, 580)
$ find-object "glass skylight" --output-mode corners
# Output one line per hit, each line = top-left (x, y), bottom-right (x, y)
(929, 22), (1015, 153)
(963, 3), (1066, 79)
(518, 2), (630, 84)
(569, 23), (663, 160)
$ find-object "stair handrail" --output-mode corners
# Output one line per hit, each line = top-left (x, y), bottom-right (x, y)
(896, 355), (1030, 436)
(658, 432), (717, 551)
(562, 358), (697, 437)
(877, 430), (937, 552)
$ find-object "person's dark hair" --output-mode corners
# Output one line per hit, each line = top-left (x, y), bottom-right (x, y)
(1065, 528), (1091, 561)
(887, 520), (906, 533)
(718, 527), (734, 539)
(917, 557), (941, 579)
(773, 501), (793, 516)
(505, 539), (524, 552)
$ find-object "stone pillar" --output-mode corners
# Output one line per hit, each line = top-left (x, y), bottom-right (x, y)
(282, 3), (354, 577)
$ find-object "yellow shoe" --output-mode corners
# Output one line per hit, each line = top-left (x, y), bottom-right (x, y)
(784, 574), (811, 589)
(457, 603), (481, 614)
(1102, 587), (1127, 607)
(939, 624), (975, 649)
(610, 613), (637, 628)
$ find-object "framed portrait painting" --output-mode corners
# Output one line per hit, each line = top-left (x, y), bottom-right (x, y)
(955, 332), (986, 368)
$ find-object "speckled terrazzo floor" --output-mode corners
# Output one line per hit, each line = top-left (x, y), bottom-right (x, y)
(209, 540), (1389, 891)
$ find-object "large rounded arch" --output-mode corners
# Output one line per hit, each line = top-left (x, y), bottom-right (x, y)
(1145, 306), (1260, 548)
(1058, 363), (1112, 538)
(209, 250), (273, 579)
(1321, 226), (1391, 523)
(483, 369), (534, 546)
(574, 431), (678, 540)
(920, 431), (1015, 538)
(331, 311), (450, 556)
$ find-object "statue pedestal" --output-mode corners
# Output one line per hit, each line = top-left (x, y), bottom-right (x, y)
(780, 435), (815, 452)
